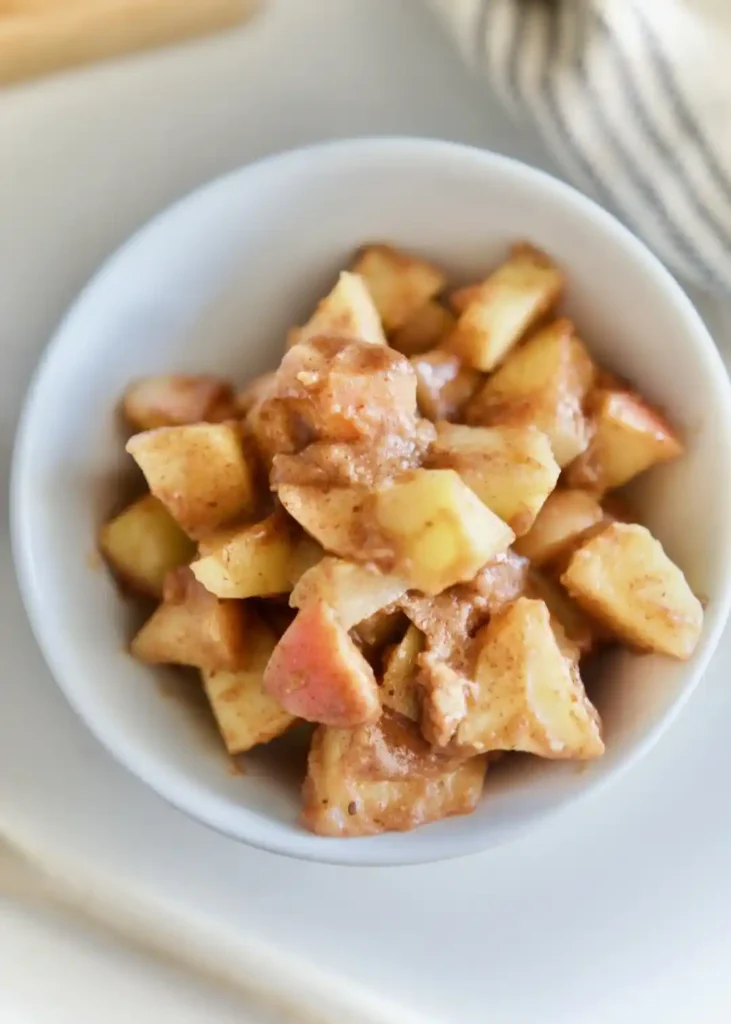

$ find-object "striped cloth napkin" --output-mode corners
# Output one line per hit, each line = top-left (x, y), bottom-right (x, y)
(427, 0), (731, 296)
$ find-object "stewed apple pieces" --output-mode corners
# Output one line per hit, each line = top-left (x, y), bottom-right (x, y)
(467, 319), (595, 468)
(302, 713), (487, 837)
(126, 422), (258, 539)
(561, 524), (703, 660)
(454, 598), (604, 760)
(565, 388), (683, 493)
(351, 243), (446, 331)
(279, 469), (514, 595)
(427, 423), (559, 536)
(262, 599), (381, 728)
(445, 244), (564, 371)
(100, 236), (705, 841)
(289, 271), (386, 349)
(99, 494), (195, 598)
(201, 618), (296, 755)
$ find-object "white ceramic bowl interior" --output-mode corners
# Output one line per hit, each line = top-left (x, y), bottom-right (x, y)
(12, 139), (731, 865)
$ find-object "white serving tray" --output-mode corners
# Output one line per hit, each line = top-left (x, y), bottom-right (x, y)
(2, 1), (731, 1020)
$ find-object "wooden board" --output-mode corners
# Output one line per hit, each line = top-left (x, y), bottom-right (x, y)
(0, 0), (259, 85)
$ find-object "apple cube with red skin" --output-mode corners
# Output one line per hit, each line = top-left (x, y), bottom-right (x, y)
(263, 599), (381, 727)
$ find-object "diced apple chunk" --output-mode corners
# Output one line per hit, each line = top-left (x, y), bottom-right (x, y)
(525, 569), (605, 655)
(191, 514), (296, 599)
(428, 423), (560, 536)
(263, 600), (381, 726)
(291, 271), (386, 349)
(374, 469), (514, 594)
(455, 598), (604, 759)
(286, 534), (324, 587)
(290, 557), (407, 629)
(282, 465), (498, 575)
(381, 624), (424, 721)
(410, 351), (481, 422)
(276, 485), (368, 558)
(130, 567), (249, 671)
(201, 619), (296, 754)
(126, 423), (257, 539)
(122, 375), (236, 431)
(565, 388), (683, 493)
(467, 319), (596, 467)
(351, 244), (446, 331)
(391, 300), (455, 355)
(561, 523), (703, 659)
(99, 494), (195, 598)
(445, 244), (564, 371)
(514, 488), (605, 566)
(302, 721), (486, 836)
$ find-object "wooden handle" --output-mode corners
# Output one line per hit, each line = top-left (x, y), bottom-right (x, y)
(0, 0), (259, 85)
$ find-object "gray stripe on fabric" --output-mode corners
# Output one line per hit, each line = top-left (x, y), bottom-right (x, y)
(528, 0), (706, 284)
(476, 0), (516, 107)
(590, 7), (731, 257)
(474, 0), (493, 73)
(570, 0), (591, 68)
(535, 3), (626, 218)
(636, 6), (731, 212)
(505, 0), (528, 108)
(570, 40), (724, 289)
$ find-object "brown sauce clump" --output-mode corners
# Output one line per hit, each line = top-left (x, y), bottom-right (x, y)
(249, 336), (434, 487)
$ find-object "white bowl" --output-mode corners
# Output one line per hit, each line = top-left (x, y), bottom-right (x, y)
(12, 138), (731, 866)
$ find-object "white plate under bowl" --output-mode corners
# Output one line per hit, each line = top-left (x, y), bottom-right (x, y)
(11, 138), (731, 865)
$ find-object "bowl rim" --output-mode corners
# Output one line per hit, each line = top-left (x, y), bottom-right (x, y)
(12, 136), (731, 866)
